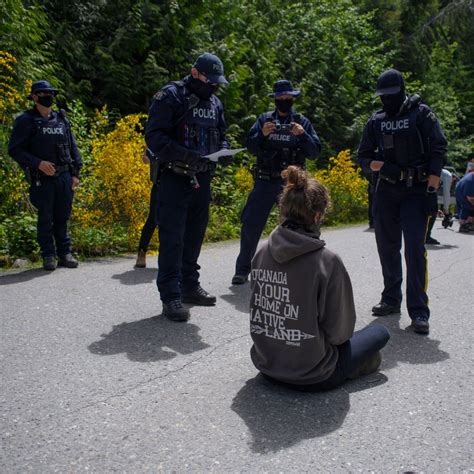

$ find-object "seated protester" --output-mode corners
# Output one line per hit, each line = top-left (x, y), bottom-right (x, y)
(249, 166), (390, 391)
(455, 164), (474, 233)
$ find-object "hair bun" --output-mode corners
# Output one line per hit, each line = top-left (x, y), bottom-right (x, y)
(281, 165), (307, 189)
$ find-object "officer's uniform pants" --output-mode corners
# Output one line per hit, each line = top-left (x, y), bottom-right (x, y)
(156, 170), (212, 303)
(138, 183), (159, 252)
(29, 172), (74, 258)
(373, 181), (430, 319)
(235, 178), (283, 276)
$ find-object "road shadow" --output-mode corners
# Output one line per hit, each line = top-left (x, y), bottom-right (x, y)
(425, 244), (459, 251)
(232, 373), (387, 454)
(220, 284), (251, 314)
(367, 316), (449, 370)
(111, 267), (157, 285)
(0, 268), (52, 285)
(88, 315), (209, 362)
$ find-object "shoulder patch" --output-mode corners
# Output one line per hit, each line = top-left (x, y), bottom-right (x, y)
(427, 111), (437, 122)
(153, 90), (168, 101)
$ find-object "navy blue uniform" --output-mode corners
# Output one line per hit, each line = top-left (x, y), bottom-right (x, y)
(8, 108), (82, 258)
(235, 110), (321, 276)
(357, 97), (447, 321)
(145, 76), (228, 303)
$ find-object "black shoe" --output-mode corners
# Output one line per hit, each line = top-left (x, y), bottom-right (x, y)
(162, 300), (190, 322)
(43, 256), (57, 271)
(349, 351), (382, 379)
(372, 302), (400, 316)
(411, 315), (429, 334)
(58, 253), (79, 268)
(181, 286), (216, 306)
(232, 273), (248, 285)
(425, 236), (440, 245)
(459, 223), (472, 233)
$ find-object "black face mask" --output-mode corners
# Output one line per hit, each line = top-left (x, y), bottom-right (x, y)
(37, 95), (54, 108)
(188, 77), (217, 100)
(275, 99), (293, 114)
(381, 91), (405, 116)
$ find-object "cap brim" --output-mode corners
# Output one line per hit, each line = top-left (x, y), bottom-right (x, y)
(207, 74), (228, 85)
(269, 90), (301, 97)
(375, 86), (401, 96)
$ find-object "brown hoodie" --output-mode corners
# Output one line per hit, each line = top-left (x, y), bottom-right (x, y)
(250, 224), (356, 385)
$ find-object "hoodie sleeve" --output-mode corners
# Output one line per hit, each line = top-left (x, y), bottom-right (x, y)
(319, 254), (356, 345)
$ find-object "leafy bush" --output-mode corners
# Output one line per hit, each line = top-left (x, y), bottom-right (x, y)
(70, 223), (129, 257)
(314, 149), (368, 225)
(0, 212), (40, 262)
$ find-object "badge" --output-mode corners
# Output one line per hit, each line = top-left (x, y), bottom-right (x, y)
(153, 90), (167, 101)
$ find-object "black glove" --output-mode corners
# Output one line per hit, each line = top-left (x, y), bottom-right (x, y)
(380, 162), (401, 181)
(424, 192), (438, 215)
(218, 154), (233, 166)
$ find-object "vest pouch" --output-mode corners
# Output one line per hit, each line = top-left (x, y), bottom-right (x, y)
(56, 142), (72, 164)
(208, 128), (220, 154)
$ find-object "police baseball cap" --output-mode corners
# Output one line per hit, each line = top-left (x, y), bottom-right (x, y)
(375, 69), (405, 96)
(27, 80), (59, 100)
(193, 53), (228, 85)
(268, 80), (301, 97)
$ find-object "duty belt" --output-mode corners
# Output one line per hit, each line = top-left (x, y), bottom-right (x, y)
(54, 164), (71, 176)
(252, 166), (282, 181)
(381, 164), (429, 188)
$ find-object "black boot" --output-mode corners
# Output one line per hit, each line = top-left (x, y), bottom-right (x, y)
(43, 255), (57, 271)
(162, 300), (190, 322)
(411, 315), (430, 334)
(58, 253), (79, 268)
(181, 286), (216, 306)
(372, 301), (400, 316)
(232, 273), (249, 285)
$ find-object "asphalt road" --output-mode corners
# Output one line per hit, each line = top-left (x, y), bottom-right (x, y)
(1, 222), (473, 472)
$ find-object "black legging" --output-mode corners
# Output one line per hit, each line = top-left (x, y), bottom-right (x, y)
(138, 183), (159, 252)
(263, 324), (390, 392)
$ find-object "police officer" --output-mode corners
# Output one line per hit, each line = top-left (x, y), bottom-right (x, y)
(8, 80), (82, 271)
(357, 69), (448, 334)
(232, 80), (321, 284)
(145, 53), (230, 322)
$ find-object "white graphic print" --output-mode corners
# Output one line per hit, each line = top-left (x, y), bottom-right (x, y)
(250, 269), (315, 347)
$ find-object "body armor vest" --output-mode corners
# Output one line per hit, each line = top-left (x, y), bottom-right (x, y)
(29, 111), (71, 165)
(374, 103), (426, 169)
(173, 82), (221, 156)
(257, 112), (306, 175)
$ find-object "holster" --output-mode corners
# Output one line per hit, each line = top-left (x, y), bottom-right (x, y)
(150, 159), (160, 184)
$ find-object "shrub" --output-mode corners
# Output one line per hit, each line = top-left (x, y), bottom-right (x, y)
(0, 212), (40, 262)
(314, 149), (368, 225)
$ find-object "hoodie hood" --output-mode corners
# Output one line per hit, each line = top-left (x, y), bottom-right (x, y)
(268, 224), (325, 264)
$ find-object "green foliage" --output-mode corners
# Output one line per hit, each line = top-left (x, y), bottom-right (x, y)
(70, 223), (129, 257)
(0, 213), (40, 261)
(0, 0), (473, 264)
